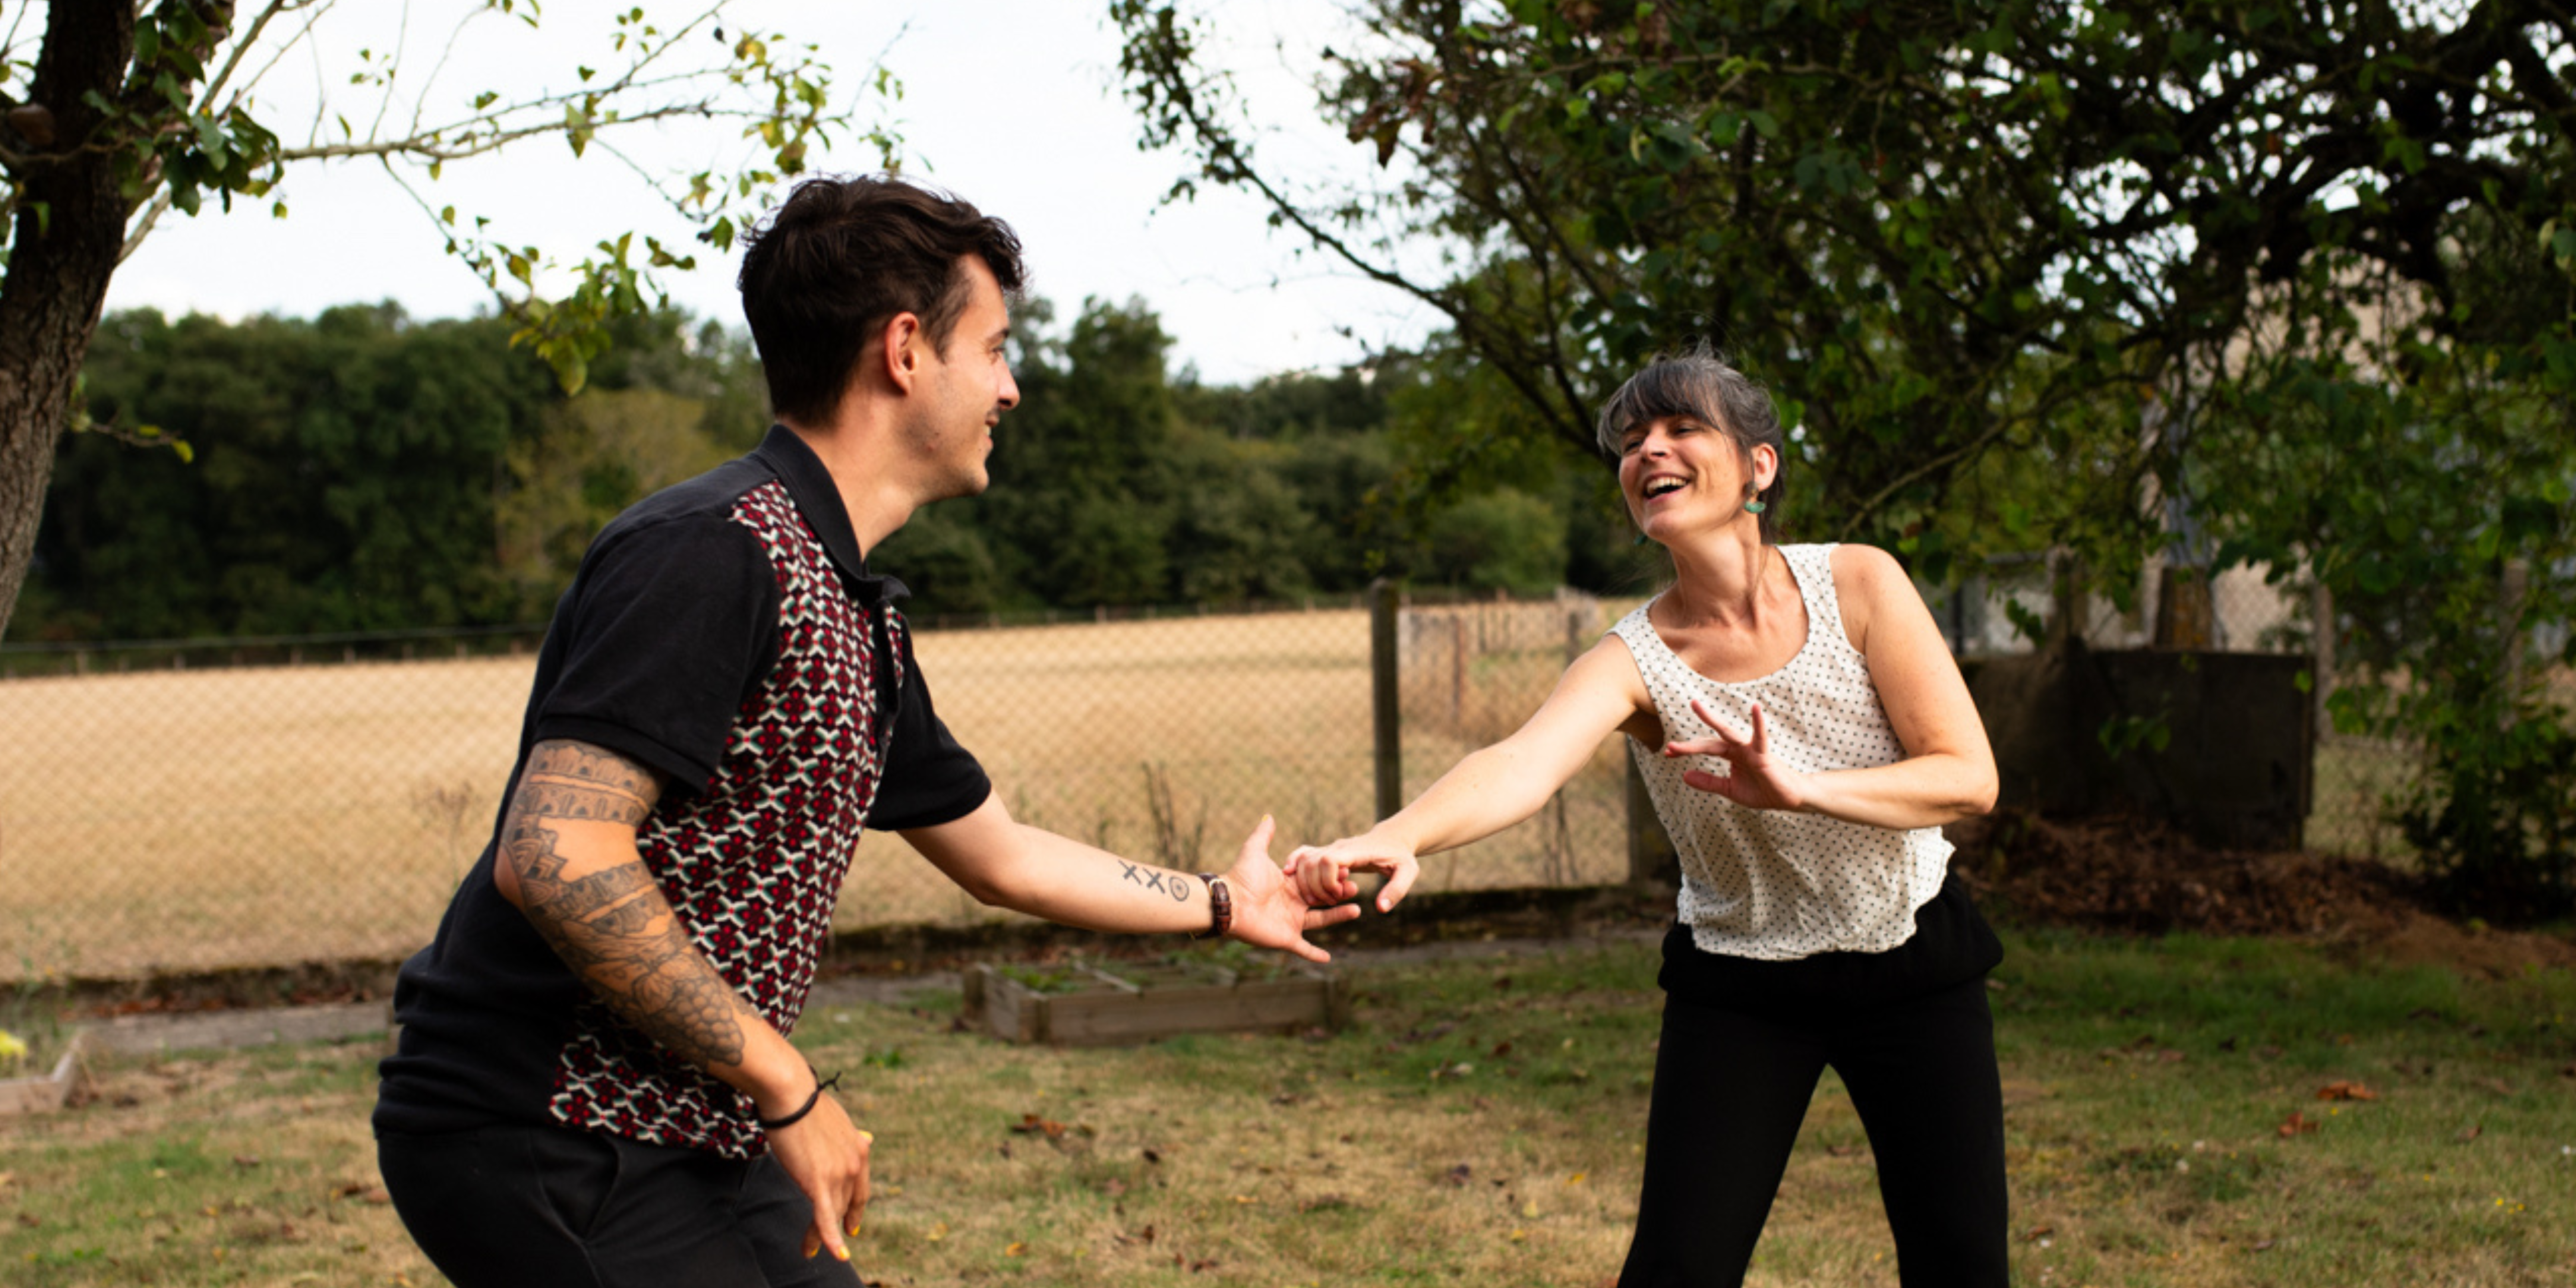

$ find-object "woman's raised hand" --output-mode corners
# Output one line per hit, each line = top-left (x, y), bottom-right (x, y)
(1284, 832), (1421, 914)
(1664, 699), (1809, 813)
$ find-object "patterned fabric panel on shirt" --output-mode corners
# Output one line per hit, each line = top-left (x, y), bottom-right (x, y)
(1612, 543), (1953, 962)
(546, 478), (900, 1159)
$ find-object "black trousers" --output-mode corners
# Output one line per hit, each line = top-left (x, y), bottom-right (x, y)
(1616, 971), (2010, 1288)
(379, 1123), (863, 1288)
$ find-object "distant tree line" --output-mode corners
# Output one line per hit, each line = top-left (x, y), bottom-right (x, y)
(16, 298), (1655, 642)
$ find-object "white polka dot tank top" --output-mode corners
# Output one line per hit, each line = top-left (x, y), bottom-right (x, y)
(1611, 543), (1953, 961)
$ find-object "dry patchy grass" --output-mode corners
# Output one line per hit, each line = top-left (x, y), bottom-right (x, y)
(5, 931), (2573, 1286)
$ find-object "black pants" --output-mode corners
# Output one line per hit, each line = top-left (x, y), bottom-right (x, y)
(1616, 972), (2009, 1288)
(379, 1123), (863, 1288)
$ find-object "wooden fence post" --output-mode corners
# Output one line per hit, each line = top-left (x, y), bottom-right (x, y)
(1370, 578), (1402, 822)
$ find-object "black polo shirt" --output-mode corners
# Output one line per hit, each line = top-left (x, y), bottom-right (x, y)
(376, 426), (991, 1158)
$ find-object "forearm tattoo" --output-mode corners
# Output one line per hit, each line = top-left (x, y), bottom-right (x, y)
(1117, 859), (1193, 903)
(504, 740), (755, 1069)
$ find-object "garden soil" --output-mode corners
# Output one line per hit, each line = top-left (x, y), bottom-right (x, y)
(1947, 809), (2576, 978)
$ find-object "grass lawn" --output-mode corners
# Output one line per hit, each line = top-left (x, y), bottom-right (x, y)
(3, 928), (2571, 1287)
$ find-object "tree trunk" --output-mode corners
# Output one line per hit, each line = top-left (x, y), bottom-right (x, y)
(0, 4), (138, 641)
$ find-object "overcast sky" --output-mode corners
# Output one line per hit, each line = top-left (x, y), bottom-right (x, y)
(102, 1), (1445, 385)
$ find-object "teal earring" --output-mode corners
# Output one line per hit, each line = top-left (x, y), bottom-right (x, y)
(1633, 530), (1652, 546)
(1744, 499), (1767, 515)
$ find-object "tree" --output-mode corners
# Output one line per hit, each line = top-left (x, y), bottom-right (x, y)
(1121, 0), (2576, 911)
(0, 0), (890, 639)
(1115, 0), (2576, 583)
(46, 304), (558, 637)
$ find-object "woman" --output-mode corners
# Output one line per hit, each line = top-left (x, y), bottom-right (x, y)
(1290, 348), (2008, 1286)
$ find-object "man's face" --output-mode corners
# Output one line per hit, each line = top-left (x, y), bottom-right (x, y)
(909, 255), (1019, 501)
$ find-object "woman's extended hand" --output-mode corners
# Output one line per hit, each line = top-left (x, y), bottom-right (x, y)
(1665, 698), (1809, 812)
(1222, 816), (1365, 963)
(1284, 832), (1421, 914)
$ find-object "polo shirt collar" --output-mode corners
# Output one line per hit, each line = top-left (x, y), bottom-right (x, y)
(750, 423), (911, 606)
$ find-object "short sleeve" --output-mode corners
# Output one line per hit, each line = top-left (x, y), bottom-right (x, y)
(866, 625), (992, 831)
(534, 515), (780, 791)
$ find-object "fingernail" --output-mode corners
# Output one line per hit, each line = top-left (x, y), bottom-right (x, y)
(834, 1245), (851, 1262)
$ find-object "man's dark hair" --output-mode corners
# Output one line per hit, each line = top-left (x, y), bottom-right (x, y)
(736, 174), (1026, 424)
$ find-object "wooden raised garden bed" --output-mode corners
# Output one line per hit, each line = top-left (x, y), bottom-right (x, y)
(963, 957), (1348, 1047)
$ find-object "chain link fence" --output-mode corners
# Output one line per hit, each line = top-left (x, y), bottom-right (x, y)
(0, 558), (2454, 982)
(0, 600), (1636, 982)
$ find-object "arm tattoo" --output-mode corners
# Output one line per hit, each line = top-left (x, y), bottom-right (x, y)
(503, 740), (755, 1069)
(1117, 859), (1191, 902)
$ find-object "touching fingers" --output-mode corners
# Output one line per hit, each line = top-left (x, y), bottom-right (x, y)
(1377, 860), (1420, 913)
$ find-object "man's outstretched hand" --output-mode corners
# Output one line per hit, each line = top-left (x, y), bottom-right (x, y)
(1221, 815), (1363, 963)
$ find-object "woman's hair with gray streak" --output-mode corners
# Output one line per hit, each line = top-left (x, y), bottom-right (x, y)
(1595, 345), (1786, 540)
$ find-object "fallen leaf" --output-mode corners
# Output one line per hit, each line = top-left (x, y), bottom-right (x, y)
(1509, 1228), (1530, 1242)
(926, 1222), (948, 1243)
(1102, 1178), (1127, 1197)
(1231, 1195), (1255, 1205)
(2023, 1224), (2055, 1243)
(2253, 1238), (2277, 1251)
(1005, 1241), (1026, 1257)
(1269, 1092), (1301, 1106)
(1142, 1148), (1163, 1164)
(2316, 1081), (2378, 1102)
(2277, 1111), (2321, 1137)
(231, 1156), (261, 1168)
(1520, 1199), (1540, 1218)
(2455, 1124), (2483, 1143)
(1010, 1114), (1067, 1138)
(1825, 1144), (1860, 1158)
(1445, 1164), (1472, 1187)
(1188, 1257), (1218, 1272)
(1565, 1172), (1587, 1185)
(1491, 1041), (1513, 1057)
(2159, 1049), (2187, 1064)
(2476, 1078), (2515, 1097)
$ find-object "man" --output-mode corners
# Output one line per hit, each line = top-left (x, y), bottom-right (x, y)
(373, 175), (1355, 1288)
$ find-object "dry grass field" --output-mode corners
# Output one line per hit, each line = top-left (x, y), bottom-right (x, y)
(0, 606), (1629, 981)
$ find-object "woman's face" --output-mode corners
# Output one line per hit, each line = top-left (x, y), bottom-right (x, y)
(1617, 413), (1771, 542)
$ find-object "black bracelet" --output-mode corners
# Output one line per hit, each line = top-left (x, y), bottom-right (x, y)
(758, 1070), (843, 1131)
